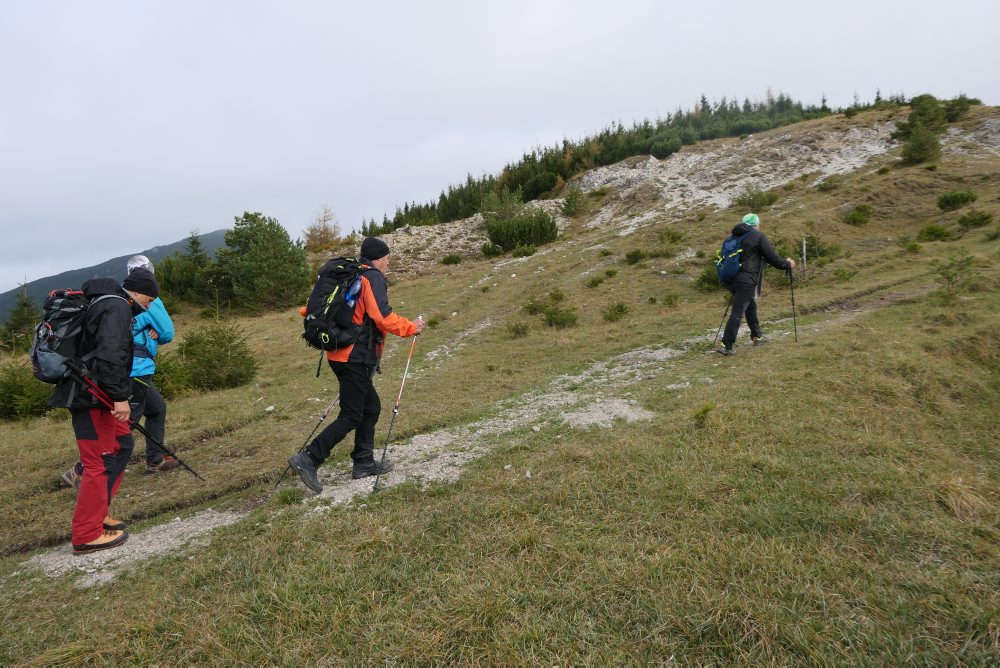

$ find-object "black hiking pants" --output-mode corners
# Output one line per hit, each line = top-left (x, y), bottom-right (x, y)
(306, 362), (381, 466)
(722, 281), (763, 349)
(129, 376), (168, 465)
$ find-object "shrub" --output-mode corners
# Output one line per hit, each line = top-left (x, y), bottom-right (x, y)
(604, 269), (618, 278)
(985, 228), (1000, 241)
(481, 243), (504, 258)
(934, 253), (974, 293)
(548, 289), (565, 303)
(624, 250), (647, 265)
(543, 305), (577, 329)
(817, 175), (843, 192)
(662, 292), (680, 307)
(602, 302), (629, 322)
(505, 321), (529, 339)
(586, 276), (605, 288)
(426, 318), (441, 328)
(925, 164), (937, 172)
(901, 125), (942, 164)
(657, 228), (684, 243)
(648, 296), (657, 304)
(486, 209), (558, 251)
(833, 268), (858, 282)
(0, 361), (51, 421)
(441, 254), (462, 265)
(175, 322), (258, 392)
(844, 203), (873, 226)
(523, 298), (547, 315)
(944, 94), (978, 123)
(905, 242), (922, 253)
(561, 186), (586, 216)
(695, 263), (725, 292)
(154, 350), (193, 400)
(732, 184), (779, 211)
(512, 245), (536, 257)
(917, 223), (955, 242)
(957, 209), (993, 229)
(937, 190), (977, 211)
(877, 166), (891, 175)
(599, 249), (613, 257)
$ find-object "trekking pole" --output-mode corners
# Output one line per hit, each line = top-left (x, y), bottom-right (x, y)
(788, 268), (798, 343)
(712, 294), (734, 349)
(273, 395), (340, 489)
(373, 334), (419, 493)
(63, 361), (206, 481)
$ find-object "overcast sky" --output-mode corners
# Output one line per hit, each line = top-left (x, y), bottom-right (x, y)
(2, 0), (998, 292)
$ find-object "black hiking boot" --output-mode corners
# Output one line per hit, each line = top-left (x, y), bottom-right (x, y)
(752, 336), (769, 346)
(716, 347), (736, 356)
(352, 458), (394, 480)
(288, 452), (323, 493)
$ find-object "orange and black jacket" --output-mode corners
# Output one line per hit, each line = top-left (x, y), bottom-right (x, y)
(302, 262), (417, 367)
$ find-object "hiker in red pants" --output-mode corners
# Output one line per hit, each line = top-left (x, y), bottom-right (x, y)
(48, 270), (160, 553)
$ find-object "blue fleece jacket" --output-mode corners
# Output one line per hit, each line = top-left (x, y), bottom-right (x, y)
(130, 297), (174, 377)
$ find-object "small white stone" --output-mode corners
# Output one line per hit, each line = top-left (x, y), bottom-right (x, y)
(265, 405), (275, 413)
(532, 425), (541, 433)
(503, 464), (512, 471)
(451, 312), (457, 317)
(661, 271), (667, 275)
(525, 470), (531, 479)
(511, 273), (516, 278)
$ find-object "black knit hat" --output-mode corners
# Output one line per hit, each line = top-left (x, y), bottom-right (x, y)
(122, 267), (159, 299)
(360, 237), (390, 261)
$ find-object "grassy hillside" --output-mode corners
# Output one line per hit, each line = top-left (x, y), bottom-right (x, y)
(1, 107), (998, 664)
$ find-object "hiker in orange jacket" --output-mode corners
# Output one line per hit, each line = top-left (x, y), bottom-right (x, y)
(288, 237), (424, 492)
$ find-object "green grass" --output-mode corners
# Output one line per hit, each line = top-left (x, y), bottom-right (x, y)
(1, 106), (999, 664)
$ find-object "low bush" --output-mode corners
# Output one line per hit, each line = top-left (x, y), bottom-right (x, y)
(917, 223), (955, 242)
(817, 175), (843, 192)
(844, 203), (873, 226)
(624, 250), (647, 265)
(0, 361), (51, 421)
(486, 210), (557, 251)
(586, 276), (605, 288)
(957, 209), (993, 229)
(548, 289), (565, 303)
(733, 184), (779, 211)
(599, 249), (613, 257)
(662, 292), (680, 307)
(543, 305), (577, 329)
(441, 254), (462, 265)
(561, 186), (586, 216)
(877, 166), (891, 175)
(481, 243), (504, 258)
(512, 245), (536, 258)
(901, 125), (941, 165)
(695, 263), (725, 292)
(833, 268), (858, 282)
(602, 302), (629, 323)
(505, 321), (529, 339)
(657, 228), (684, 243)
(173, 322), (258, 393)
(937, 190), (977, 211)
(604, 269), (618, 278)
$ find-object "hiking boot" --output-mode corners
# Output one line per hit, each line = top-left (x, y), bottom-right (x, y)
(60, 463), (82, 490)
(72, 529), (129, 554)
(103, 516), (127, 531)
(752, 336), (769, 346)
(144, 456), (181, 475)
(288, 452), (323, 493)
(716, 347), (736, 356)
(352, 458), (394, 480)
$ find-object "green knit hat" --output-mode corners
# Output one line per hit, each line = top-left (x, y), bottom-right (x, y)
(742, 213), (760, 227)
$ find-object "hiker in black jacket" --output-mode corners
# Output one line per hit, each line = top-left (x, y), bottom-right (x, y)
(718, 213), (796, 355)
(49, 272), (160, 553)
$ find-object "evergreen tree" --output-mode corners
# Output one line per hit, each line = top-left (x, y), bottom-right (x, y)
(3, 288), (41, 352)
(215, 212), (312, 310)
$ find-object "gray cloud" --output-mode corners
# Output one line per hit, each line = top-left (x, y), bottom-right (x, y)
(2, 0), (998, 290)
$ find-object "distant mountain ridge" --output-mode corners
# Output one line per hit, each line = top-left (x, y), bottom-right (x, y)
(0, 229), (229, 319)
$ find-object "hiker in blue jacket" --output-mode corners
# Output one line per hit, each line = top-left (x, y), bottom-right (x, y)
(717, 213), (796, 355)
(123, 256), (178, 473)
(62, 256), (178, 489)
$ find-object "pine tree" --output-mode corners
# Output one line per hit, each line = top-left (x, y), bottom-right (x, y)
(3, 288), (41, 352)
(215, 212), (312, 310)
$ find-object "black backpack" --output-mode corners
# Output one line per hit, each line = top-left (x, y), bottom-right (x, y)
(29, 289), (127, 383)
(302, 258), (370, 353)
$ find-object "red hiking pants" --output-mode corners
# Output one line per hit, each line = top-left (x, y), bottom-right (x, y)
(70, 408), (134, 545)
